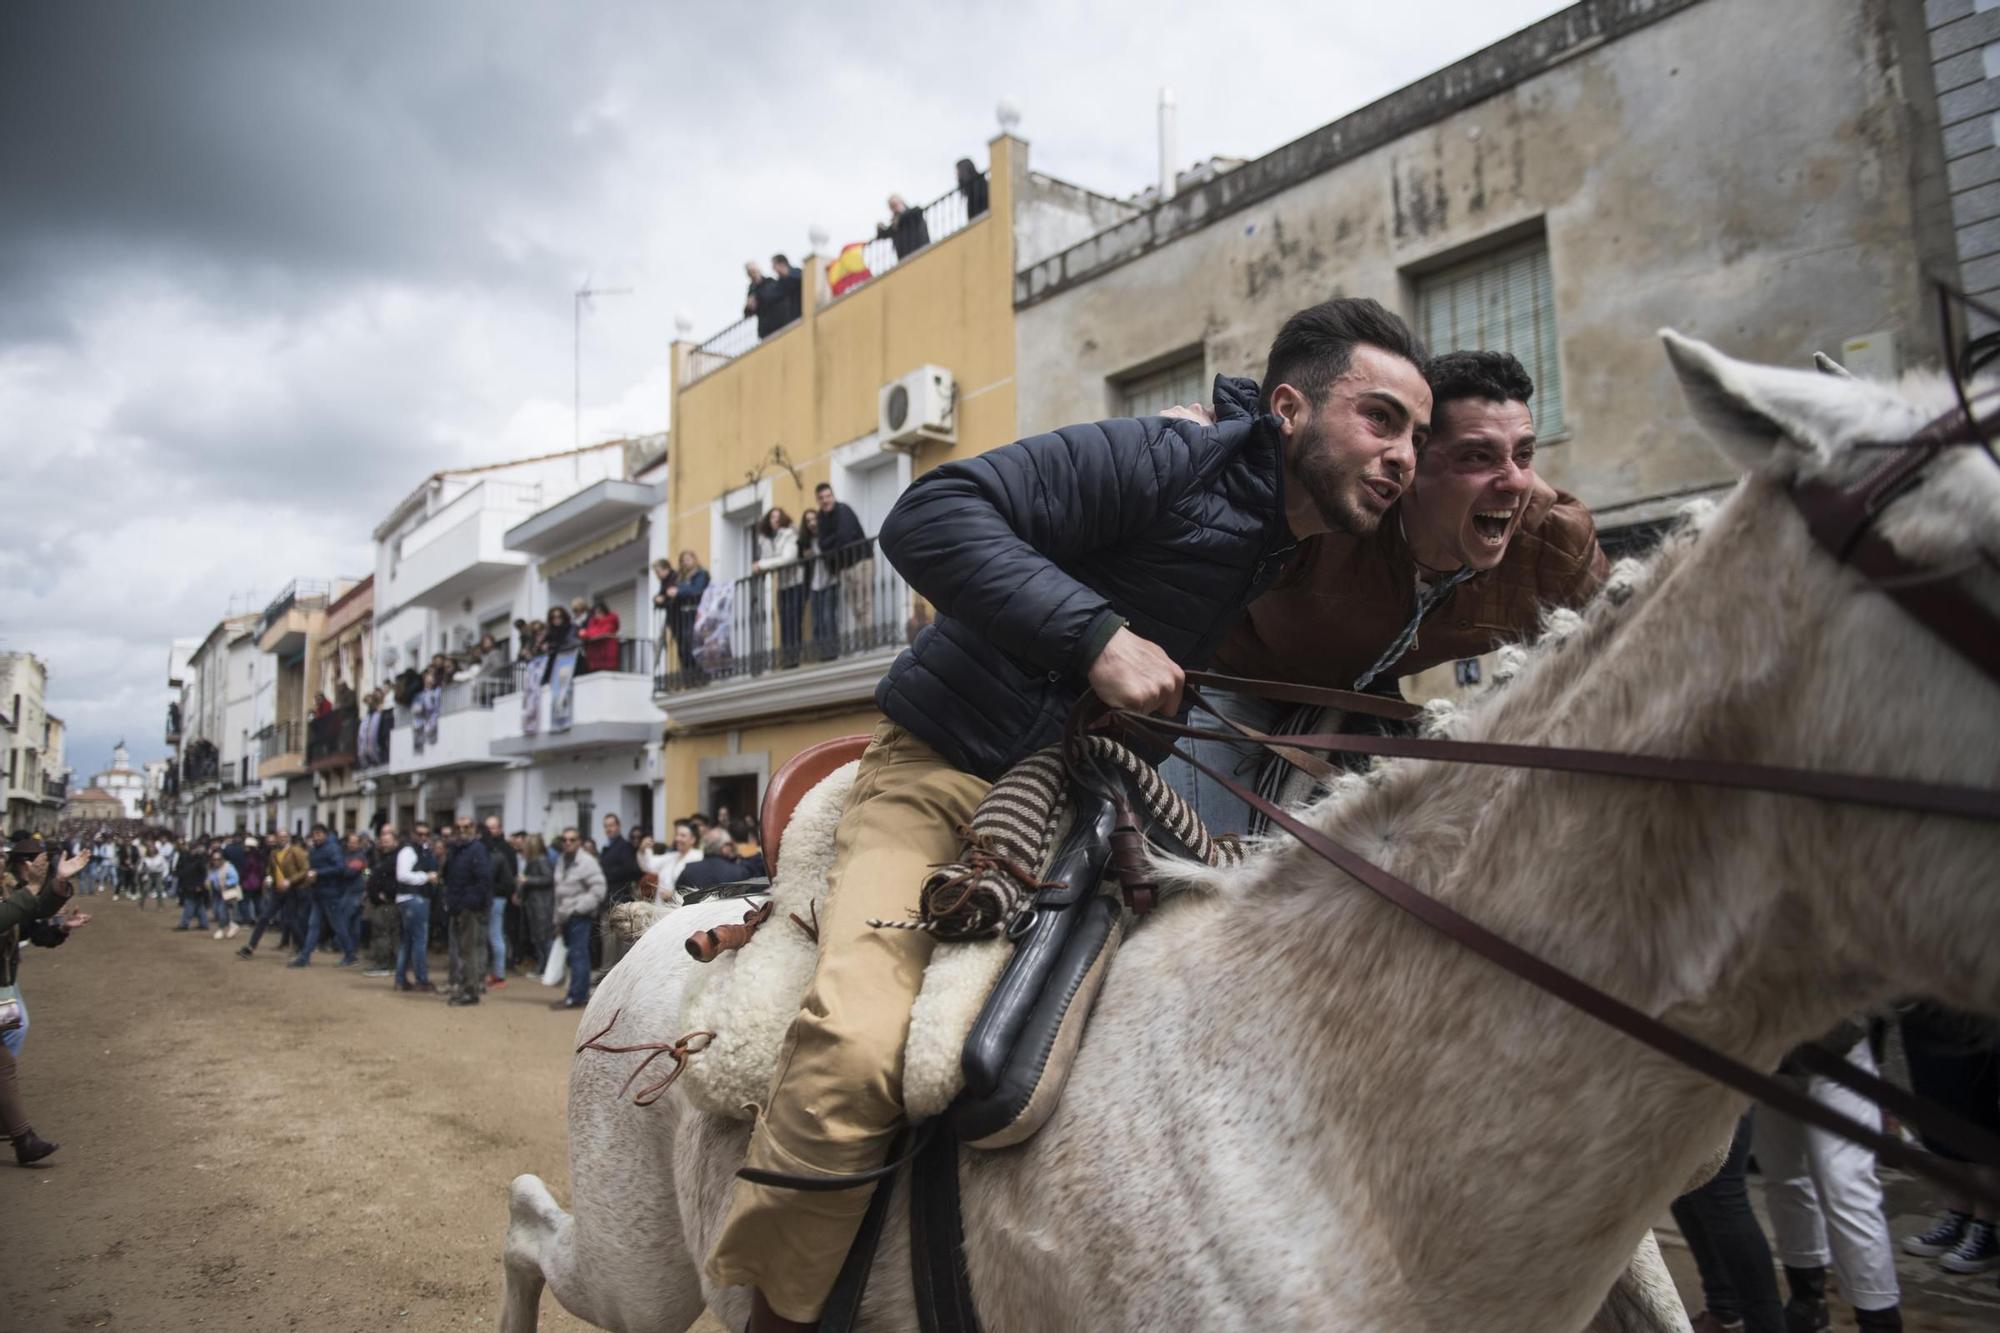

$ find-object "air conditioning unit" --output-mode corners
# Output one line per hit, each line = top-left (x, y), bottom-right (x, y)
(878, 365), (956, 450)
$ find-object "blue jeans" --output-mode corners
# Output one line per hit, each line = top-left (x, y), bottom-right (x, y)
(244, 889), (285, 951)
(395, 898), (431, 987)
(177, 892), (209, 930)
(487, 899), (508, 978)
(339, 890), (365, 954)
(296, 888), (357, 964)
(2, 993), (25, 1058)
(563, 914), (593, 1006)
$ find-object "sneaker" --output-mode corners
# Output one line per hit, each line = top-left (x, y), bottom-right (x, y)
(550, 998), (586, 1010)
(395, 980), (414, 992)
(448, 993), (480, 1006)
(211, 928), (225, 940)
(1904, 1209), (1970, 1258)
(223, 923), (239, 940)
(413, 981), (437, 994)
(235, 946), (254, 960)
(361, 968), (392, 978)
(335, 957), (359, 968)
(487, 976), (507, 989)
(1941, 1218), (2000, 1274)
(1692, 1314), (1744, 1333)
(285, 959), (308, 969)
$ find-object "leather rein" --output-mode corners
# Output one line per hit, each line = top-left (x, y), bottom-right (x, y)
(1081, 401), (2000, 1211)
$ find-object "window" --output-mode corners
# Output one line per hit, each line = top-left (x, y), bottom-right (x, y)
(1414, 237), (1565, 437)
(1114, 353), (1206, 419)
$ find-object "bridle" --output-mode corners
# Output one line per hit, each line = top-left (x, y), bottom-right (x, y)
(1083, 370), (2000, 1212)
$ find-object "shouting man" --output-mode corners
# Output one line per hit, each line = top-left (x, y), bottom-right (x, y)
(1176, 348), (1607, 830)
(707, 297), (1432, 1331)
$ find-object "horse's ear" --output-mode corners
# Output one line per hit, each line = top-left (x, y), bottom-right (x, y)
(1661, 330), (1830, 475)
(1812, 351), (1855, 380)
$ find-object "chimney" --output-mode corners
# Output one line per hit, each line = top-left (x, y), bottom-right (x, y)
(1157, 87), (1178, 203)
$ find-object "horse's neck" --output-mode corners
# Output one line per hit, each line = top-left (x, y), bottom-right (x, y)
(1184, 486), (1882, 1316)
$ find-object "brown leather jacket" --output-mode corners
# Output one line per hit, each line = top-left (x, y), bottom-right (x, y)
(1214, 482), (1609, 689)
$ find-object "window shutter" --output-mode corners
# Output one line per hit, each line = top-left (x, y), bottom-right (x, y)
(1416, 239), (1564, 437)
(1116, 354), (1208, 418)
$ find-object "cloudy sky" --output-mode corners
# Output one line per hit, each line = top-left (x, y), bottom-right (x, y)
(0, 0), (1572, 780)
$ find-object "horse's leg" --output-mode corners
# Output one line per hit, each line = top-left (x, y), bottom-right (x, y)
(1586, 1232), (1691, 1333)
(501, 1173), (563, 1333)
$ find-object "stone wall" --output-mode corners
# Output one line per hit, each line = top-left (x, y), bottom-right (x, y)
(1014, 0), (1956, 527)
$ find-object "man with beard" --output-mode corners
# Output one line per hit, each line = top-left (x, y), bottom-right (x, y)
(707, 296), (1430, 1332)
(1177, 349), (1608, 830)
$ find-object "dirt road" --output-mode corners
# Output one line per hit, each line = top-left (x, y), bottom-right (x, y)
(1, 900), (593, 1332)
(5, 900), (1998, 1331)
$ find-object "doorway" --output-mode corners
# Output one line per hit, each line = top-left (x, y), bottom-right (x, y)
(704, 773), (759, 831)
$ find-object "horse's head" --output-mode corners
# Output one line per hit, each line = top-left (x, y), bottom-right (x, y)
(1663, 331), (2000, 1017)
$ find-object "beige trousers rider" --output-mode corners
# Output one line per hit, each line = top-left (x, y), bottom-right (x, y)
(706, 721), (988, 1322)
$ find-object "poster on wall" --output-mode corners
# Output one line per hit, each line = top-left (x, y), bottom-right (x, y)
(521, 662), (544, 738)
(549, 648), (579, 732)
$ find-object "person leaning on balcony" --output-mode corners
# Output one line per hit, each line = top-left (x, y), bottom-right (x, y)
(876, 194), (929, 259)
(956, 156), (987, 218)
(707, 296), (1434, 1330)
(751, 507), (804, 669)
(768, 254), (802, 328)
(798, 510), (837, 661)
(813, 481), (872, 648)
(666, 551), (709, 672)
(579, 598), (621, 675)
(743, 260), (780, 338)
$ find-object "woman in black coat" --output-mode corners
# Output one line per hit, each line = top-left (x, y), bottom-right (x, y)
(1, 840), (88, 1164)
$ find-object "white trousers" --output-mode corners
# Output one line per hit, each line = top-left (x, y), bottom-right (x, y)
(1753, 1039), (1901, 1312)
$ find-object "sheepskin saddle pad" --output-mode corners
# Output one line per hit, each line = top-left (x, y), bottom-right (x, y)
(674, 741), (1238, 1148)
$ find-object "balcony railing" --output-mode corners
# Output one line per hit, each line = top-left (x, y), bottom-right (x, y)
(260, 719), (306, 762)
(165, 702), (182, 742)
(182, 744), (219, 786)
(654, 540), (908, 695)
(42, 774), (65, 801)
(679, 172), (988, 389)
(306, 705), (359, 770)
(821, 176), (983, 307)
(257, 578), (333, 638)
(478, 637), (656, 705)
(680, 315), (761, 385)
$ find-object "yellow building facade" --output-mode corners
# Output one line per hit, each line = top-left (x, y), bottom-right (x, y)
(656, 132), (1133, 823)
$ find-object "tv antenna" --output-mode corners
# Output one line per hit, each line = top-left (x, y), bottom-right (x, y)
(575, 279), (635, 452)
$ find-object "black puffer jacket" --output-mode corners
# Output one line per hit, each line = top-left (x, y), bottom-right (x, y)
(877, 375), (1294, 778)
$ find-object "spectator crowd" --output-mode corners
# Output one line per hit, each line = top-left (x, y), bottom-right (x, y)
(40, 806), (770, 1018)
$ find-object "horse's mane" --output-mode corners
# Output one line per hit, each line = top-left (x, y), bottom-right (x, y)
(1421, 497), (1720, 743)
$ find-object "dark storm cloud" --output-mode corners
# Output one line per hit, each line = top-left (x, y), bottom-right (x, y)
(0, 1), (645, 337)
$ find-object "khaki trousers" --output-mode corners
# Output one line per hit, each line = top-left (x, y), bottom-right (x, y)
(706, 722), (988, 1322)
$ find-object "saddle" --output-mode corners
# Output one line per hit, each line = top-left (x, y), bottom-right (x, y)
(694, 732), (1218, 1149)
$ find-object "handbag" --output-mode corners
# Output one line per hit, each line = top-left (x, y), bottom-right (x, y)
(0, 984), (23, 1035)
(540, 935), (568, 987)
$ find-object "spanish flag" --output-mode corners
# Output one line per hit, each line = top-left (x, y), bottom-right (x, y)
(826, 242), (873, 297)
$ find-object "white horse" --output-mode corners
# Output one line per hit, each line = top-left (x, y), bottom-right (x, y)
(502, 332), (2000, 1333)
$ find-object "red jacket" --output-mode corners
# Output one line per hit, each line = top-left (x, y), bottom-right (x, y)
(580, 611), (621, 672)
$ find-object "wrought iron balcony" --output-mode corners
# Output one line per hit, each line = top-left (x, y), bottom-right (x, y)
(652, 539), (911, 724)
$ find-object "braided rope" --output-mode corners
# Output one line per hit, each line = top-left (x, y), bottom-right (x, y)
(869, 736), (1243, 940)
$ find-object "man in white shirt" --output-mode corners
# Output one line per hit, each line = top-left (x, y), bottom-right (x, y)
(392, 828), (439, 993)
